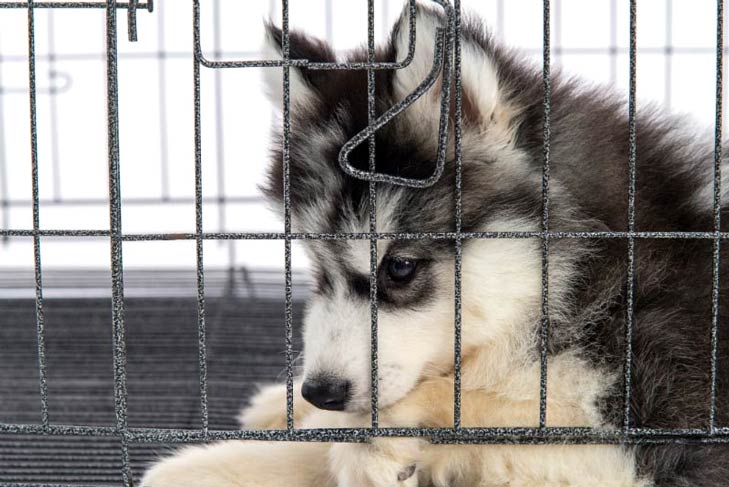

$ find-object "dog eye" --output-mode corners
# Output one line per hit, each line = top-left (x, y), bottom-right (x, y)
(386, 258), (418, 283)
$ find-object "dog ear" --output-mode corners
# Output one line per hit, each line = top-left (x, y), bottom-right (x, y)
(390, 3), (510, 128)
(262, 23), (336, 110)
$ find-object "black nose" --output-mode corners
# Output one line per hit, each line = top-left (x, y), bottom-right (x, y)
(301, 377), (351, 411)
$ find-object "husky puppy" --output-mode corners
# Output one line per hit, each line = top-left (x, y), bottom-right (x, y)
(143, 3), (729, 486)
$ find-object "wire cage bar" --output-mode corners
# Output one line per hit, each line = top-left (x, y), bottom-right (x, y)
(103, 2), (132, 484)
(710, 0), (725, 435)
(539, 0), (552, 430)
(623, 0), (638, 434)
(452, 0), (464, 431)
(0, 0), (727, 485)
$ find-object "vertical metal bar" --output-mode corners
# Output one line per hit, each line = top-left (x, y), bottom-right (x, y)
(325, 0), (334, 45)
(553, 0), (561, 65)
(192, 0), (209, 435)
(127, 0), (138, 42)
(380, 0), (389, 41)
(268, 0), (276, 24)
(453, 0), (463, 431)
(157, 0), (169, 201)
(210, 0), (234, 266)
(496, 0), (505, 40)
(47, 10), (61, 202)
(539, 0), (552, 430)
(610, 0), (618, 85)
(105, 0), (131, 484)
(624, 0), (638, 434)
(367, 0), (379, 430)
(710, 0), (724, 434)
(0, 41), (9, 241)
(282, 0), (295, 432)
(227, 238), (237, 276)
(664, 0), (673, 110)
(212, 0), (225, 240)
(27, 0), (49, 430)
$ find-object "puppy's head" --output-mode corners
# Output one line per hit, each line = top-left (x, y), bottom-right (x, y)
(262, 3), (549, 412)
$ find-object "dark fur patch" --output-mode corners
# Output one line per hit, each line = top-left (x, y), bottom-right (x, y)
(345, 255), (438, 311)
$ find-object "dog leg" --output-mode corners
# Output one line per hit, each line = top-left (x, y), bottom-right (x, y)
(324, 407), (427, 487)
(378, 374), (649, 487)
(140, 440), (335, 487)
(240, 382), (425, 486)
(144, 378), (376, 487)
(143, 382), (334, 487)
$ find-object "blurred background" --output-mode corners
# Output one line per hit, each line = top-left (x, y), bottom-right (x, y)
(1, 0), (725, 284)
(0, 0), (726, 484)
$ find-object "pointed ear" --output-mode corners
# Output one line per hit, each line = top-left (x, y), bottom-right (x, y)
(262, 23), (336, 109)
(390, 3), (509, 127)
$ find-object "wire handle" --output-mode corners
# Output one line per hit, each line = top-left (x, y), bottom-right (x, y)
(338, 28), (453, 188)
(339, 0), (455, 188)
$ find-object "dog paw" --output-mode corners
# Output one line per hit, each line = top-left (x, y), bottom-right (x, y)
(397, 464), (417, 482)
(329, 438), (424, 487)
(140, 446), (237, 487)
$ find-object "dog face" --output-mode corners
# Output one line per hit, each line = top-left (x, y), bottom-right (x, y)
(262, 4), (560, 412)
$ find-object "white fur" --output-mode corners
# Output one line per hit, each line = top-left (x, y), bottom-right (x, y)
(392, 5), (513, 134)
(301, 265), (453, 410)
(261, 29), (317, 111)
(343, 188), (402, 274)
(141, 441), (334, 487)
(391, 4), (444, 117)
(143, 349), (644, 487)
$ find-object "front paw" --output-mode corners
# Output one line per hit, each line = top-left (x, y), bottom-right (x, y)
(140, 445), (235, 487)
(329, 438), (424, 487)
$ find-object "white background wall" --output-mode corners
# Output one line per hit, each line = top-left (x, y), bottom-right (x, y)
(0, 0), (726, 275)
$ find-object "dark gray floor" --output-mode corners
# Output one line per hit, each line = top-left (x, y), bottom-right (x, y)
(0, 296), (304, 485)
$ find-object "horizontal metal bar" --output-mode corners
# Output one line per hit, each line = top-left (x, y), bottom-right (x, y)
(273, 44), (715, 69)
(430, 436), (729, 446)
(1, 46), (727, 67)
(3, 229), (729, 240)
(191, 0), (417, 71)
(194, 56), (416, 72)
(2, 423), (729, 445)
(0, 484), (101, 487)
(0, 2), (152, 9)
(1, 229), (111, 237)
(0, 70), (71, 95)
